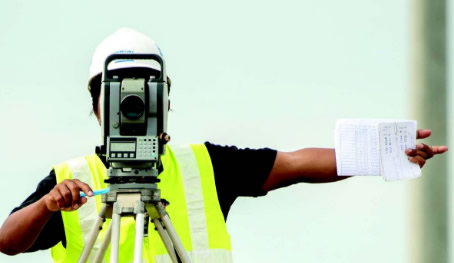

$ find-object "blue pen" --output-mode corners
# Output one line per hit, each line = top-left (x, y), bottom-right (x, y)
(80, 188), (110, 198)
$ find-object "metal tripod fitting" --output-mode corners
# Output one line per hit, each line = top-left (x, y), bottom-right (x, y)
(110, 193), (145, 263)
(77, 167), (192, 263)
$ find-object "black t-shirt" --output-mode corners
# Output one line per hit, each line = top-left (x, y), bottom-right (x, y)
(11, 142), (277, 252)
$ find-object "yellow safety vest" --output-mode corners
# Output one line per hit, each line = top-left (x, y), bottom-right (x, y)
(50, 144), (232, 263)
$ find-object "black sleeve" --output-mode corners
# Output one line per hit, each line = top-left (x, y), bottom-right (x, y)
(10, 170), (66, 252)
(204, 142), (277, 220)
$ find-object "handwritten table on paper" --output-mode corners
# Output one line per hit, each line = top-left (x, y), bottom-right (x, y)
(335, 119), (421, 181)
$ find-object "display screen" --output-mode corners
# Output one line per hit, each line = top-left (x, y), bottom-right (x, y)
(111, 142), (136, 152)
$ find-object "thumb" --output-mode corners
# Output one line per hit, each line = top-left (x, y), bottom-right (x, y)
(416, 129), (431, 139)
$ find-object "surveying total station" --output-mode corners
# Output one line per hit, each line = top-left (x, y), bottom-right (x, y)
(77, 54), (191, 263)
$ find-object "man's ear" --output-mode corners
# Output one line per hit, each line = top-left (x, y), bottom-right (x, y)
(94, 103), (101, 126)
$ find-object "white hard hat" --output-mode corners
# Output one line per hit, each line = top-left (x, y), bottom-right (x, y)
(88, 27), (163, 85)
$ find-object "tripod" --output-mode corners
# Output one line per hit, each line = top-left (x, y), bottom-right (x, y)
(77, 172), (192, 263)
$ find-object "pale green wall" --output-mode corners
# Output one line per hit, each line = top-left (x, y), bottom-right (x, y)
(0, 1), (424, 262)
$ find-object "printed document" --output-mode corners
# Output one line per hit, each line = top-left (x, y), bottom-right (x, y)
(335, 119), (421, 181)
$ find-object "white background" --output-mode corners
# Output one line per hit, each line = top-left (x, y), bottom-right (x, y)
(0, 0), (449, 262)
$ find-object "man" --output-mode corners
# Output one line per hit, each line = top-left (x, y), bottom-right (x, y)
(0, 28), (448, 262)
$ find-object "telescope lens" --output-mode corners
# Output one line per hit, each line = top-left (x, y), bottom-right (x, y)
(121, 95), (145, 120)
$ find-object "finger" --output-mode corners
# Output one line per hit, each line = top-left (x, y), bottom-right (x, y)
(73, 179), (93, 197)
(80, 197), (88, 206)
(405, 149), (429, 159)
(406, 143), (434, 158)
(431, 145), (449, 155)
(66, 180), (81, 207)
(62, 206), (77, 212)
(50, 189), (67, 209)
(409, 156), (426, 168)
(57, 185), (72, 207)
(45, 194), (60, 212)
(62, 201), (84, 211)
(416, 143), (434, 158)
(416, 129), (431, 139)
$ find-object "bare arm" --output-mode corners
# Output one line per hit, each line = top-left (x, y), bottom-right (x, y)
(0, 179), (93, 255)
(0, 197), (55, 255)
(262, 148), (345, 191)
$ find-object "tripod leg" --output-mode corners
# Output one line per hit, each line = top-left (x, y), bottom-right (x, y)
(93, 222), (112, 263)
(153, 218), (178, 263)
(110, 210), (121, 263)
(154, 202), (191, 263)
(133, 212), (145, 263)
(78, 204), (107, 263)
(160, 214), (191, 263)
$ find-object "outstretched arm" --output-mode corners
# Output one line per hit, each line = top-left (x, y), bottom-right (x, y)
(262, 129), (448, 192)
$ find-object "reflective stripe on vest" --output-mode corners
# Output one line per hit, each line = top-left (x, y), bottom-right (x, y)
(66, 157), (106, 263)
(51, 144), (232, 263)
(172, 144), (208, 251)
